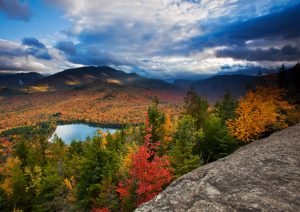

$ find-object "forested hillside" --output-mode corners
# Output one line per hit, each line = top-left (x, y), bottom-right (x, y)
(1, 80), (299, 211)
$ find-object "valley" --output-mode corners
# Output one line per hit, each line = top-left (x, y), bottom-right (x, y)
(0, 66), (265, 132)
(0, 67), (184, 132)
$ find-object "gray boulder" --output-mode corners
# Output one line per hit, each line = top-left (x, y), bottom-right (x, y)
(136, 124), (300, 212)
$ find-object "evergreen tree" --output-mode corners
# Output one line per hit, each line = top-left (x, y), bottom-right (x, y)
(169, 116), (202, 177)
(214, 91), (237, 123)
(184, 87), (208, 129)
(278, 63), (286, 88)
(147, 98), (166, 143)
(75, 134), (120, 210)
(199, 115), (239, 163)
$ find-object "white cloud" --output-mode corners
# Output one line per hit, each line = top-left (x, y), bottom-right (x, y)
(0, 39), (77, 73)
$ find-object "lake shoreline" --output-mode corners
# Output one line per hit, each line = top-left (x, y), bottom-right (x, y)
(49, 123), (120, 144)
(56, 120), (131, 129)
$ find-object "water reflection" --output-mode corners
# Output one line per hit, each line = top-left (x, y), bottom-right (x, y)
(49, 124), (117, 144)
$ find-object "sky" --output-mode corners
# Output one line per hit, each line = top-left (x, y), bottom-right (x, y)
(0, 0), (300, 80)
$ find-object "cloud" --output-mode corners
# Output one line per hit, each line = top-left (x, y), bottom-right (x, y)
(22, 37), (52, 60)
(192, 3), (300, 49)
(22, 37), (46, 49)
(68, 48), (135, 67)
(0, 39), (77, 73)
(0, 0), (32, 21)
(56, 41), (76, 55)
(41, 0), (299, 79)
(216, 45), (300, 62)
(2, 0), (299, 79)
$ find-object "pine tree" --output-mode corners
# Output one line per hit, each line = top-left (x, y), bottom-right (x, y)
(169, 116), (201, 177)
(199, 115), (239, 163)
(184, 87), (208, 129)
(214, 91), (237, 123)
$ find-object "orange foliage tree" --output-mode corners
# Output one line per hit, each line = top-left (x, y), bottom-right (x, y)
(227, 86), (293, 142)
(0, 138), (13, 163)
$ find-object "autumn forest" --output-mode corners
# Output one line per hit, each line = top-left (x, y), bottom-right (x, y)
(1, 1), (300, 211)
(0, 63), (299, 211)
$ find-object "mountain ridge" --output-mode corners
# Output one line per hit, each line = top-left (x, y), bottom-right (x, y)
(23, 66), (174, 92)
(0, 72), (44, 88)
(1, 64), (299, 102)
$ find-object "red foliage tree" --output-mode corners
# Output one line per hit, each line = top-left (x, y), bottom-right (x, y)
(117, 131), (173, 208)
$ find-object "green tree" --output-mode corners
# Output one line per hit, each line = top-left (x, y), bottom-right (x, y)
(13, 140), (28, 169)
(198, 115), (239, 163)
(184, 87), (208, 129)
(169, 116), (202, 177)
(278, 64), (286, 88)
(0, 157), (29, 212)
(214, 91), (237, 123)
(47, 136), (66, 176)
(75, 134), (120, 210)
(147, 99), (166, 143)
(32, 166), (68, 212)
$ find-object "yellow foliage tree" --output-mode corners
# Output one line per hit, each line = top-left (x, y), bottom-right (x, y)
(119, 143), (138, 174)
(63, 176), (76, 203)
(227, 86), (293, 142)
(163, 113), (173, 144)
(0, 157), (21, 196)
(24, 165), (42, 195)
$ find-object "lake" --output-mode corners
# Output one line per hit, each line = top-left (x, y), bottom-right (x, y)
(49, 123), (117, 144)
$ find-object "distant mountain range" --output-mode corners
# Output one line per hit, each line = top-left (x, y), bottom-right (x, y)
(1, 64), (299, 102)
(1, 64), (299, 130)
(192, 74), (259, 101)
(23, 66), (173, 93)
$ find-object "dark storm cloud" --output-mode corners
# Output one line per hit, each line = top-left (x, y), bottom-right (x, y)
(25, 47), (52, 60)
(22, 37), (52, 60)
(56, 41), (76, 55)
(219, 64), (273, 76)
(56, 39), (133, 67)
(0, 0), (32, 21)
(216, 45), (300, 61)
(22, 37), (46, 49)
(193, 3), (300, 48)
(67, 47), (134, 67)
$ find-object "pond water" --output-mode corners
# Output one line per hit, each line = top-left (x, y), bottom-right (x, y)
(49, 124), (117, 144)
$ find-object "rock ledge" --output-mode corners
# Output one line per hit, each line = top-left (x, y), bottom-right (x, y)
(136, 124), (300, 211)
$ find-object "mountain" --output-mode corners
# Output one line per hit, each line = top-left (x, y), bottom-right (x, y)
(173, 79), (195, 91)
(0, 72), (44, 89)
(192, 74), (260, 102)
(1, 65), (298, 131)
(2, 65), (298, 102)
(0, 67), (183, 131)
(24, 66), (173, 93)
(0, 72), (44, 95)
